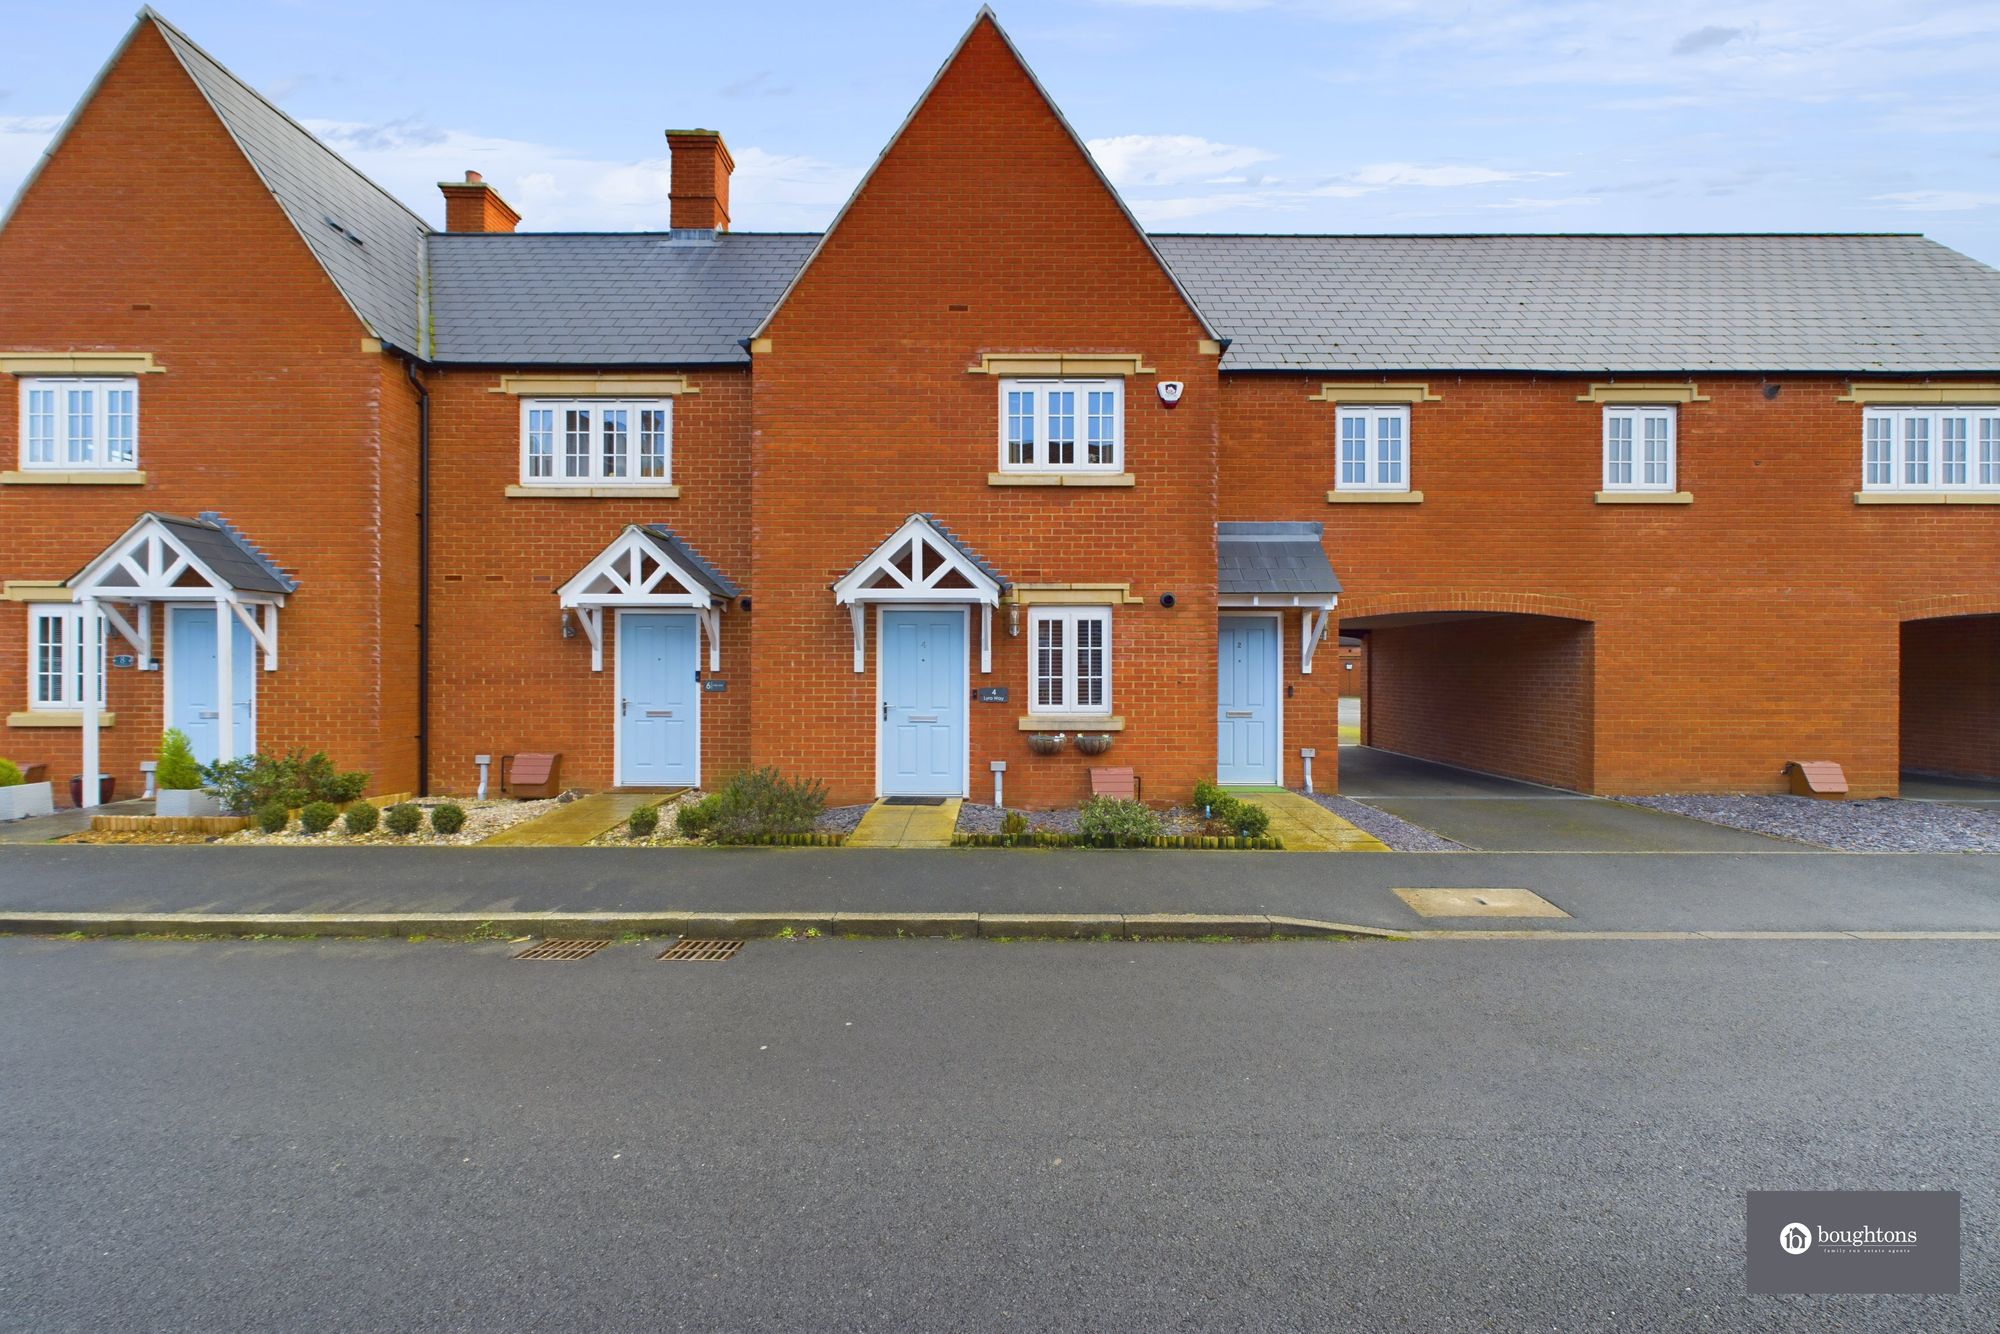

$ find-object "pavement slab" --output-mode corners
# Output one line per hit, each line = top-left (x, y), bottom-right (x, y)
(1234, 787), (1387, 851)
(475, 792), (664, 846)
(846, 797), (961, 848)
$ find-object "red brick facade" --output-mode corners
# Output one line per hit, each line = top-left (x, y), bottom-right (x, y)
(2, 13), (1995, 808)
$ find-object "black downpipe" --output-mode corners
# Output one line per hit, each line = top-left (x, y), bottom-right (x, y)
(405, 356), (431, 797)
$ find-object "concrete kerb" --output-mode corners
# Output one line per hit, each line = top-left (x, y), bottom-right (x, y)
(0, 910), (1405, 942)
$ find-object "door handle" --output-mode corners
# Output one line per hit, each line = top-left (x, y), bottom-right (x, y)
(1224, 710), (1253, 718)
(621, 698), (628, 717)
(882, 701), (890, 721)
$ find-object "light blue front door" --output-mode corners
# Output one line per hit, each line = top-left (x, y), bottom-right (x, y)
(617, 612), (700, 787)
(1217, 617), (1279, 785)
(879, 609), (965, 797)
(169, 606), (256, 766)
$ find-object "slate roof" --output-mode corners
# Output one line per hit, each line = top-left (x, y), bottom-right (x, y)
(149, 10), (429, 353)
(74, 513), (298, 594)
(638, 525), (740, 599)
(1217, 522), (1340, 598)
(1153, 233), (2000, 374)
(429, 233), (818, 365)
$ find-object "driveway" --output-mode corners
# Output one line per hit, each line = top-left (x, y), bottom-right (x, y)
(1903, 771), (2000, 805)
(1337, 747), (1796, 852)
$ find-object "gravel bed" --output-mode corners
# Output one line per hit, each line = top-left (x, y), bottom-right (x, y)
(1307, 793), (1465, 851)
(1622, 794), (2000, 853)
(817, 804), (872, 835)
(225, 797), (561, 847)
(601, 792), (867, 845)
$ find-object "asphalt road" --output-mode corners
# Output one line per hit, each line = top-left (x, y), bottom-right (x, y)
(1, 936), (1993, 1330)
(4, 844), (2000, 932)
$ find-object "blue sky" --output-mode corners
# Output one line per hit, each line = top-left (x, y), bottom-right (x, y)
(4, 1), (2000, 265)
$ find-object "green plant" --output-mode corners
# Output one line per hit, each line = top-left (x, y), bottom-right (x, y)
(628, 804), (661, 838)
(999, 809), (1028, 837)
(255, 801), (290, 834)
(1192, 781), (1271, 839)
(676, 792), (721, 838)
(429, 802), (466, 836)
(200, 749), (371, 814)
(0, 758), (20, 789)
(299, 801), (338, 835)
(679, 769), (827, 844)
(384, 802), (423, 836)
(1077, 795), (1162, 846)
(155, 729), (203, 791)
(343, 801), (379, 835)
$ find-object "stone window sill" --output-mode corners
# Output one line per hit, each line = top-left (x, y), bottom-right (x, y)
(1595, 491), (1693, 505)
(1326, 490), (1423, 504)
(505, 484), (681, 499)
(1853, 491), (2000, 505)
(2, 470), (145, 485)
(989, 472), (1135, 488)
(1018, 715), (1125, 731)
(8, 711), (116, 728)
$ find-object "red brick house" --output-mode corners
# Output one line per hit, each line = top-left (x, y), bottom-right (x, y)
(3, 8), (1997, 809)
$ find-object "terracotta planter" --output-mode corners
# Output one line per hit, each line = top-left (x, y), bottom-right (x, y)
(1025, 732), (1067, 756)
(68, 774), (115, 807)
(1074, 734), (1114, 756)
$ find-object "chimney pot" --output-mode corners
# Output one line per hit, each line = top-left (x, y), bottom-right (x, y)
(439, 171), (520, 233)
(665, 129), (734, 232)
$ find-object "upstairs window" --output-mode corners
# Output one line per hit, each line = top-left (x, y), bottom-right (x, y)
(1334, 405), (1410, 492)
(1028, 606), (1112, 717)
(26, 606), (106, 711)
(1601, 405), (1677, 493)
(1862, 408), (2000, 493)
(998, 379), (1123, 473)
(18, 377), (138, 471)
(521, 399), (671, 485)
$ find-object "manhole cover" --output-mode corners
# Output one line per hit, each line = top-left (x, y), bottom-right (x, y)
(881, 796), (946, 806)
(1393, 888), (1570, 919)
(658, 938), (744, 962)
(514, 938), (611, 961)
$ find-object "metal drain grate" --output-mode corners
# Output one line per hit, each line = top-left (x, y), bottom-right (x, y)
(657, 938), (744, 962)
(514, 938), (611, 961)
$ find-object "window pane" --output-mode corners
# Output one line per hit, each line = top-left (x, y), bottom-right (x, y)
(527, 408), (554, 478)
(1007, 390), (1035, 466)
(1903, 415), (1931, 486)
(1606, 415), (1633, 486)
(105, 387), (135, 466)
(1643, 415), (1670, 486)
(564, 408), (591, 478)
(1046, 391), (1075, 467)
(1035, 617), (1064, 709)
(1865, 416), (1893, 487)
(639, 409), (668, 479)
(1980, 417), (2000, 487)
(1340, 415), (1367, 485)
(66, 387), (95, 465)
(601, 407), (629, 479)
(26, 387), (56, 465)
(1074, 615), (1105, 708)
(1086, 390), (1117, 466)
(1940, 415), (1968, 486)
(35, 612), (65, 705)
(1377, 413), (1404, 486)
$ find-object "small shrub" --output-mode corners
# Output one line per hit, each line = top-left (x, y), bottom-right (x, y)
(255, 801), (290, 834)
(342, 801), (379, 836)
(628, 804), (661, 838)
(299, 801), (339, 835)
(1077, 796), (1162, 846)
(429, 802), (467, 836)
(201, 749), (371, 814)
(1228, 802), (1272, 838)
(999, 809), (1028, 837)
(700, 768), (827, 844)
(327, 770), (369, 804)
(676, 792), (721, 839)
(0, 758), (20, 789)
(1192, 780), (1271, 839)
(155, 729), (203, 791)
(384, 802), (423, 836)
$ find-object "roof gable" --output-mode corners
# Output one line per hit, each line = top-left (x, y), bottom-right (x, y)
(753, 7), (1214, 341)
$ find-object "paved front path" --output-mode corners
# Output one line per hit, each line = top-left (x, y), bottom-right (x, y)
(4, 845), (1998, 934)
(846, 798), (961, 848)
(0, 797), (151, 845)
(476, 792), (661, 846)
(1237, 788), (1387, 851)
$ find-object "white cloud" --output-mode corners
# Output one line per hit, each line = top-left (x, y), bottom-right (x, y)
(1872, 189), (2000, 212)
(1086, 134), (1276, 186)
(1339, 162), (1553, 189)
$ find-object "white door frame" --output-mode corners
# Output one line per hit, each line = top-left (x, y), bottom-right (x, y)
(612, 608), (701, 788)
(164, 603), (256, 762)
(1218, 611), (1283, 784)
(873, 602), (971, 799)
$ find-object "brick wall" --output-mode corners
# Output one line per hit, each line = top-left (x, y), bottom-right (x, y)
(0, 22), (414, 802)
(1901, 615), (2000, 781)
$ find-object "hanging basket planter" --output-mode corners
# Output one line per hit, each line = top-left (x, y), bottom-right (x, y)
(1025, 732), (1067, 756)
(1074, 733), (1114, 756)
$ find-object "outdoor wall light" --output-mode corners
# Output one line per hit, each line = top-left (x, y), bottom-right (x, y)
(561, 610), (576, 639)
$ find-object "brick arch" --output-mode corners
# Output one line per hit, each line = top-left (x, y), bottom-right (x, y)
(1335, 590), (1595, 624)
(1898, 593), (2000, 623)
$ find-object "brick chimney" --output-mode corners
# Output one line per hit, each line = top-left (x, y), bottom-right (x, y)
(665, 129), (733, 232)
(438, 171), (521, 234)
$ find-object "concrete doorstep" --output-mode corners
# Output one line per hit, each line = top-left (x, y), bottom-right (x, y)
(0, 909), (1404, 942)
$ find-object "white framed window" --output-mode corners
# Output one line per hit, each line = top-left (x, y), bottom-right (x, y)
(520, 399), (671, 485)
(1028, 606), (1111, 716)
(997, 379), (1123, 473)
(18, 377), (138, 471)
(25, 606), (106, 711)
(1601, 405), (1677, 492)
(1861, 407), (2000, 493)
(1334, 405), (1410, 492)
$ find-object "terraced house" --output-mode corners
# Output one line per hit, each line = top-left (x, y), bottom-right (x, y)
(3, 7), (1997, 810)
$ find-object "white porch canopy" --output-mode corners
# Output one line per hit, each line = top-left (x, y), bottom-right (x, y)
(556, 525), (740, 672)
(831, 513), (1006, 673)
(1216, 522), (1342, 673)
(65, 512), (296, 808)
